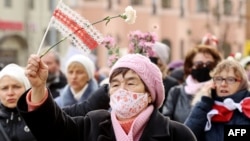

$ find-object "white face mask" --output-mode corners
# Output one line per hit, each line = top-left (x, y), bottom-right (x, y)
(110, 89), (148, 119)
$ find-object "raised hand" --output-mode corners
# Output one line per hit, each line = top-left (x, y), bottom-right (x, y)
(25, 54), (48, 103)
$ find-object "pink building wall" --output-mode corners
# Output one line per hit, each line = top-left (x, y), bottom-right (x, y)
(74, 0), (246, 68)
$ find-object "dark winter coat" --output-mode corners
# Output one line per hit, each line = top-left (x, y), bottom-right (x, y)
(17, 89), (197, 141)
(48, 71), (67, 98)
(62, 84), (110, 116)
(162, 84), (193, 123)
(55, 79), (98, 108)
(159, 76), (179, 112)
(0, 104), (36, 141)
(184, 89), (250, 141)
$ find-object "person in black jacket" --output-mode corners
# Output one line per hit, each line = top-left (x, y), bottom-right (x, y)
(17, 53), (196, 141)
(0, 63), (108, 141)
(41, 49), (67, 98)
(0, 64), (36, 141)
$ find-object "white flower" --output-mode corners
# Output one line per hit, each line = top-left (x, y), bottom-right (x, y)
(41, 6), (136, 57)
(122, 6), (136, 24)
(234, 52), (242, 61)
(227, 56), (235, 61)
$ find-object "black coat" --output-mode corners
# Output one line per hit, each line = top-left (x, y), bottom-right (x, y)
(0, 104), (36, 141)
(162, 84), (193, 123)
(17, 89), (196, 141)
(48, 71), (67, 98)
(159, 76), (179, 112)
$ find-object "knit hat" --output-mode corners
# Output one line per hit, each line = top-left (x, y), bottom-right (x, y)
(201, 33), (218, 48)
(152, 42), (170, 64)
(110, 53), (165, 108)
(0, 64), (30, 90)
(240, 56), (250, 68)
(168, 60), (184, 71)
(65, 54), (96, 80)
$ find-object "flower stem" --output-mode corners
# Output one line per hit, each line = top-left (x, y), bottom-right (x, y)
(40, 36), (67, 58)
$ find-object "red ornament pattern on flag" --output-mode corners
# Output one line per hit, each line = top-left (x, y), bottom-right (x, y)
(51, 1), (103, 53)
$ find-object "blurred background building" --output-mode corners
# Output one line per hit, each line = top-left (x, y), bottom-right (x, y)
(0, 0), (249, 69)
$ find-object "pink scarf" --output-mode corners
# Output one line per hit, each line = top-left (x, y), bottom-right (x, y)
(111, 105), (154, 141)
(184, 75), (210, 94)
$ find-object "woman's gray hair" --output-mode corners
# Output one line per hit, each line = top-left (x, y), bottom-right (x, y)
(210, 59), (250, 91)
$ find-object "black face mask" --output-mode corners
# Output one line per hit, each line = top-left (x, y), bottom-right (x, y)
(191, 67), (211, 82)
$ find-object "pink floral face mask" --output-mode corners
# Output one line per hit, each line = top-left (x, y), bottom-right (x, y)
(110, 89), (148, 119)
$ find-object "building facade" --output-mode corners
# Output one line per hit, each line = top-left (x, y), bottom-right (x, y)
(0, 0), (248, 68)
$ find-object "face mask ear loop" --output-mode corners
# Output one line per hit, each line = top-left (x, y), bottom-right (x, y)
(148, 93), (152, 104)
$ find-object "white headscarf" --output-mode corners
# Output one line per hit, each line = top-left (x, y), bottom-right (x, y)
(152, 42), (170, 65)
(0, 63), (30, 90)
(65, 54), (96, 80)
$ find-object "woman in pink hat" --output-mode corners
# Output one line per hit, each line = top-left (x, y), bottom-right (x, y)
(17, 53), (196, 141)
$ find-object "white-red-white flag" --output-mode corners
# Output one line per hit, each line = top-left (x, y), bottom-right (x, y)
(51, 1), (103, 53)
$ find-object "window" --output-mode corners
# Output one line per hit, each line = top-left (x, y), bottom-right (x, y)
(162, 38), (172, 60)
(152, 0), (157, 15)
(131, 0), (142, 6)
(107, 0), (112, 10)
(162, 0), (171, 9)
(180, 39), (184, 59)
(0, 49), (17, 66)
(197, 0), (208, 12)
(4, 0), (12, 7)
(29, 0), (34, 9)
(224, 0), (232, 15)
(180, 0), (184, 17)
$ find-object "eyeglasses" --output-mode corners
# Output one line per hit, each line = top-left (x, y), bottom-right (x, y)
(213, 76), (241, 85)
(193, 61), (215, 69)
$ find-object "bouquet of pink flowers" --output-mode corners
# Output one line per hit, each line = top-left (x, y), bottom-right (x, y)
(101, 36), (120, 67)
(128, 30), (157, 57)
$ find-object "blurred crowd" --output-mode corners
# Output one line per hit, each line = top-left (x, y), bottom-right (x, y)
(1, 31), (250, 141)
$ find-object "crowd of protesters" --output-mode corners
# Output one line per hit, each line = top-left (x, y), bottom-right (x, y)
(0, 31), (250, 141)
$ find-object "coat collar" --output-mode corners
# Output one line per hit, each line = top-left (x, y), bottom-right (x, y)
(97, 109), (171, 141)
(140, 109), (171, 140)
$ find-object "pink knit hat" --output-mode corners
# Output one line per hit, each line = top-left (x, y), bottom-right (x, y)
(109, 53), (165, 108)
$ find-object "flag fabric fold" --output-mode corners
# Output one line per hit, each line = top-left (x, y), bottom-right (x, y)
(51, 1), (103, 53)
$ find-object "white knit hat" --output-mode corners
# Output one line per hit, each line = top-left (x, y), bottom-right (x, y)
(0, 64), (30, 90)
(152, 42), (170, 65)
(65, 54), (96, 80)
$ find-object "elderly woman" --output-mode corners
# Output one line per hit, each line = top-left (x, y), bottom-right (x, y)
(17, 53), (196, 141)
(54, 54), (98, 107)
(185, 59), (250, 141)
(0, 64), (37, 141)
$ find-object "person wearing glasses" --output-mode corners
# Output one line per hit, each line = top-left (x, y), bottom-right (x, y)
(184, 59), (250, 141)
(162, 44), (222, 123)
